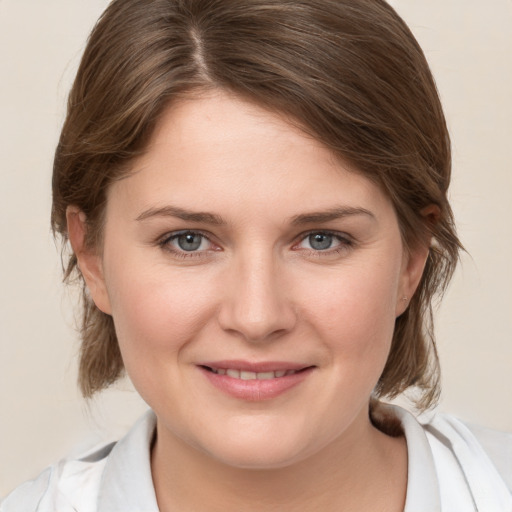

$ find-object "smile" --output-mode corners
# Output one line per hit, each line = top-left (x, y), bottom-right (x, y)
(199, 362), (314, 401)
(205, 367), (299, 380)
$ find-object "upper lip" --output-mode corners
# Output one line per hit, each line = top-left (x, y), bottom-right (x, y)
(198, 360), (313, 372)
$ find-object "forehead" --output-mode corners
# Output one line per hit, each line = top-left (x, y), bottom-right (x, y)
(107, 91), (395, 223)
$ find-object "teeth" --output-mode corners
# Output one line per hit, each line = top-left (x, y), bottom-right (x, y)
(210, 368), (298, 380)
(257, 372), (275, 380)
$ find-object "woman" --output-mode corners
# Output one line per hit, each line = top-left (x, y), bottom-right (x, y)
(2, 0), (511, 510)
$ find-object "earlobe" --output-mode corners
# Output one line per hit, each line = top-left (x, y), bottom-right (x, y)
(66, 206), (112, 315)
(396, 205), (439, 316)
(396, 242), (430, 316)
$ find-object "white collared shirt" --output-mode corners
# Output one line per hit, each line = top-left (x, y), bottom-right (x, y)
(2, 406), (511, 511)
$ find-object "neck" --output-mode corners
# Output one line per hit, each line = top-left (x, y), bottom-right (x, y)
(151, 409), (407, 512)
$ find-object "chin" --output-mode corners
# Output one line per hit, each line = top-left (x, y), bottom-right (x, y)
(207, 440), (309, 470)
(192, 416), (327, 471)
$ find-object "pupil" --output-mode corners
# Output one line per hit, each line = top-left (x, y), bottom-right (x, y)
(178, 233), (202, 251)
(309, 233), (332, 250)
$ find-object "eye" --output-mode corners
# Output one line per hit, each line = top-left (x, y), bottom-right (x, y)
(174, 232), (207, 251)
(159, 230), (214, 255)
(294, 231), (352, 253)
(306, 233), (336, 251)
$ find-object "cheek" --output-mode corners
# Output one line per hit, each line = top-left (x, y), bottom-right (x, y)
(104, 260), (218, 365)
(298, 260), (400, 358)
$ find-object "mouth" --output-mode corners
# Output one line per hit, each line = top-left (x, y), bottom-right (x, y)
(200, 366), (309, 380)
(198, 361), (315, 401)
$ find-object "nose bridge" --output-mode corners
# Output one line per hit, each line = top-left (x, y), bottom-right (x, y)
(218, 244), (295, 341)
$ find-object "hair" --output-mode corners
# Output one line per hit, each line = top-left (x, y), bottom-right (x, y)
(52, 0), (461, 409)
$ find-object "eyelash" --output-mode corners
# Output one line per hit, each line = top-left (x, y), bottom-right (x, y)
(294, 230), (354, 257)
(158, 230), (217, 259)
(157, 230), (354, 259)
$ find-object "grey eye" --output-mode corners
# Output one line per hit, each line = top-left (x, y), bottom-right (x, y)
(177, 233), (204, 251)
(308, 233), (333, 250)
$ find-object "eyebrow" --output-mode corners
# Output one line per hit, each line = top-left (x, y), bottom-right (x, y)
(135, 206), (226, 225)
(290, 206), (376, 225)
(135, 204), (375, 226)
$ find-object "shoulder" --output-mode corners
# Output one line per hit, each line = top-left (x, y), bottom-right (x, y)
(0, 442), (115, 512)
(0, 467), (53, 512)
(423, 412), (512, 497)
(434, 414), (512, 491)
(466, 421), (512, 490)
(1, 410), (157, 512)
(382, 404), (512, 510)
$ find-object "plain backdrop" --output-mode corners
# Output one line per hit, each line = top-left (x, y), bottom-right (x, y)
(1, 0), (511, 497)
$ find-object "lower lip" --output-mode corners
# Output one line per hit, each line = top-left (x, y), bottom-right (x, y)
(199, 367), (314, 401)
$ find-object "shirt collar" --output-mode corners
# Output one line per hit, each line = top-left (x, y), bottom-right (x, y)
(97, 410), (159, 512)
(388, 405), (442, 512)
(96, 405), (443, 511)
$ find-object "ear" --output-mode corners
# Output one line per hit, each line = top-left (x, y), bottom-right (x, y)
(66, 206), (112, 315)
(395, 205), (439, 316)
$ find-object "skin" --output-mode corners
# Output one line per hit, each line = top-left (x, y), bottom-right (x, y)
(68, 91), (430, 511)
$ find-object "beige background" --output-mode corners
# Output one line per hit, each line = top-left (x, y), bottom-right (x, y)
(1, 0), (511, 497)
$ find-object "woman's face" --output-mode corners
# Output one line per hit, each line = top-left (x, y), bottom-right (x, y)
(79, 91), (424, 469)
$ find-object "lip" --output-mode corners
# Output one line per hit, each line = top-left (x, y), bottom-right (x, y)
(198, 360), (315, 401)
(199, 360), (310, 373)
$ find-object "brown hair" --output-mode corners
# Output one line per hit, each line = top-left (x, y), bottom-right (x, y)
(52, 0), (461, 408)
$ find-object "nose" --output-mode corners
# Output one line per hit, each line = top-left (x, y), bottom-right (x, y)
(217, 250), (297, 342)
